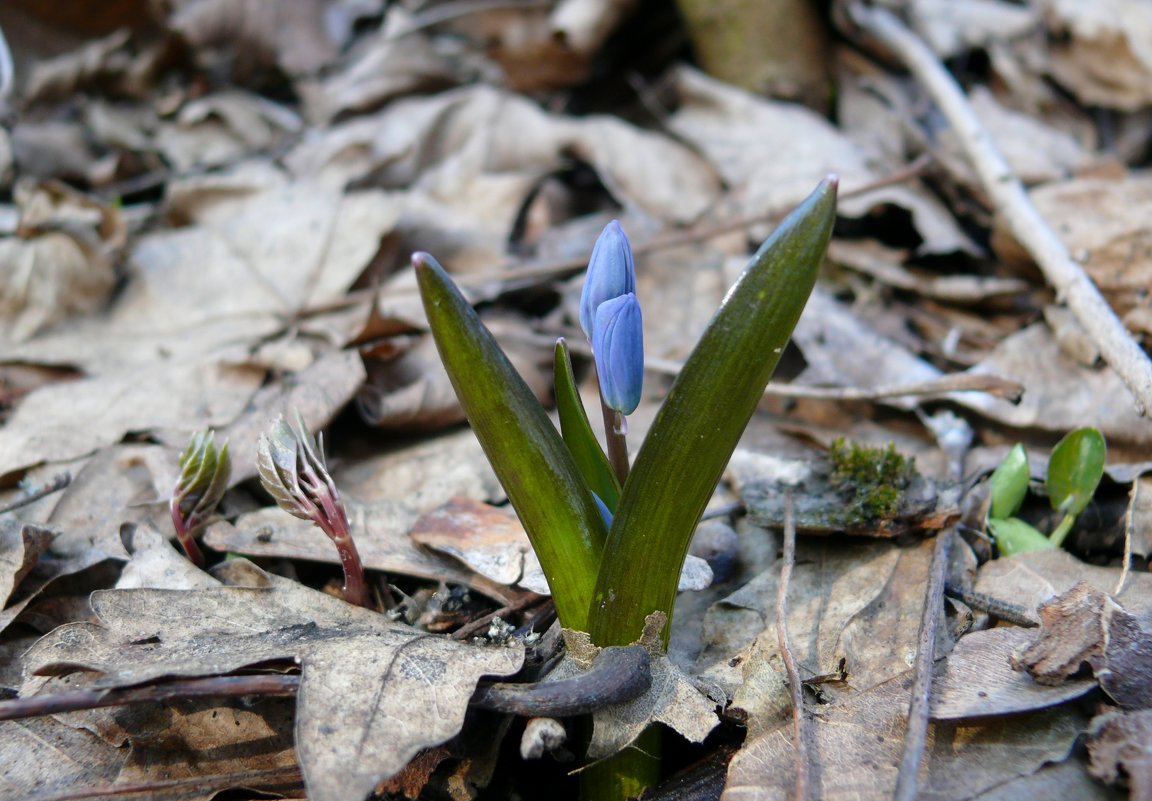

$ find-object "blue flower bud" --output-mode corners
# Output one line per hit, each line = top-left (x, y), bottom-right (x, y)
(592, 492), (614, 529)
(592, 293), (643, 415)
(579, 220), (635, 339)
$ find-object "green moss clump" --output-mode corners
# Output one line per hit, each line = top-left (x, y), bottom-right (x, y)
(828, 438), (915, 520)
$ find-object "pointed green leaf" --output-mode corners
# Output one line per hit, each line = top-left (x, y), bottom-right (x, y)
(1046, 427), (1106, 518)
(554, 339), (621, 511)
(414, 254), (606, 630)
(590, 177), (838, 646)
(989, 517), (1054, 556)
(988, 443), (1029, 520)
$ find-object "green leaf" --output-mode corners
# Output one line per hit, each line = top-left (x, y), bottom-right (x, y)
(414, 254), (606, 631)
(554, 339), (621, 511)
(989, 517), (1054, 556)
(589, 177), (838, 646)
(1046, 427), (1106, 518)
(988, 443), (1029, 520)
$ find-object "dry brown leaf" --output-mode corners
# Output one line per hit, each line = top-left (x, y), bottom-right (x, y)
(903, 0), (1039, 59)
(1087, 708), (1152, 799)
(411, 497), (532, 587)
(1039, 0), (1152, 110)
(790, 288), (946, 411)
(696, 537), (932, 738)
(115, 697), (300, 800)
(0, 180), (123, 342)
(22, 563), (524, 801)
(995, 174), (1152, 318)
(1011, 582), (1152, 709)
(116, 522), (222, 591)
(723, 671), (1088, 801)
(931, 627), (1095, 720)
(299, 25), (457, 123)
(211, 348), (367, 484)
(164, 0), (339, 79)
(963, 323), (1152, 445)
(205, 503), (519, 604)
(284, 85), (721, 243)
(4, 164), (395, 372)
(0, 521), (54, 605)
(155, 90), (301, 172)
(666, 66), (975, 255)
(0, 716), (126, 800)
(973, 548), (1152, 629)
(0, 360), (264, 479)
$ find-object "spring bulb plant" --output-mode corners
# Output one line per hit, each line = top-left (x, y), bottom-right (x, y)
(414, 177), (836, 799)
(256, 414), (370, 608)
(170, 430), (231, 567)
(987, 427), (1106, 556)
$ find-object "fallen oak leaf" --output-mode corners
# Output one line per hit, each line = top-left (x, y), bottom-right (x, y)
(21, 560), (523, 801)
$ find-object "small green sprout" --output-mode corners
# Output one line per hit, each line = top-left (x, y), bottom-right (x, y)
(256, 414), (370, 608)
(170, 430), (231, 567)
(986, 427), (1106, 556)
(415, 177), (837, 800)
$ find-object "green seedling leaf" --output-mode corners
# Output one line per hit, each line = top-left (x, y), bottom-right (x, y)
(414, 254), (606, 631)
(1046, 427), (1106, 518)
(988, 443), (1029, 520)
(554, 339), (621, 511)
(590, 176), (838, 646)
(989, 517), (1054, 556)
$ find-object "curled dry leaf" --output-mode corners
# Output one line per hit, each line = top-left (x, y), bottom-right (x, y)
(163, 0), (340, 79)
(1039, 0), (1152, 110)
(21, 564), (524, 801)
(1011, 581), (1152, 710)
(0, 180), (124, 342)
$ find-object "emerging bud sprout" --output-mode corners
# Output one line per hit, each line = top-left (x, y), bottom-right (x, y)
(256, 414), (370, 608)
(591, 293), (644, 416)
(170, 430), (231, 567)
(579, 220), (636, 339)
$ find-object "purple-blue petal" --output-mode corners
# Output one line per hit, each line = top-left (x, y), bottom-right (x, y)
(592, 293), (643, 415)
(592, 492), (614, 529)
(579, 220), (636, 338)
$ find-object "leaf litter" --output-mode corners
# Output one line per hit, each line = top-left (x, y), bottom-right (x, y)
(0, 1), (1150, 799)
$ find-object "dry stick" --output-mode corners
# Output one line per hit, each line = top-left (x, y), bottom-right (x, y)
(893, 526), (954, 801)
(0, 674), (301, 722)
(0, 473), (71, 514)
(776, 491), (809, 801)
(0, 645), (648, 723)
(851, 4), (1152, 417)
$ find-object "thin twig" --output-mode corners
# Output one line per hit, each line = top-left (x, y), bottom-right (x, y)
(893, 527), (953, 801)
(0, 674), (301, 722)
(0, 473), (71, 514)
(451, 591), (548, 640)
(776, 490), (809, 801)
(850, 4), (1152, 416)
(1115, 477), (1141, 596)
(294, 156), (933, 322)
(548, 329), (1024, 403)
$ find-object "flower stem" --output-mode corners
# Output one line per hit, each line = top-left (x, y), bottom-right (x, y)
(1048, 512), (1076, 548)
(170, 511), (205, 568)
(580, 726), (661, 801)
(600, 402), (630, 487)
